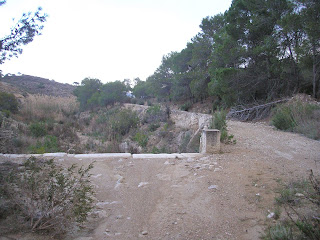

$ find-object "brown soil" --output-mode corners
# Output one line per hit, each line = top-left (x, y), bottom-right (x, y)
(1, 120), (319, 240)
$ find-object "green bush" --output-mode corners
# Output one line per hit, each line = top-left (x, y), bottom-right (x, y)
(180, 101), (192, 111)
(29, 135), (60, 154)
(133, 132), (148, 147)
(0, 157), (94, 233)
(144, 105), (167, 123)
(211, 109), (235, 143)
(109, 109), (139, 138)
(271, 101), (320, 139)
(29, 122), (47, 137)
(0, 91), (18, 113)
(271, 105), (296, 131)
(148, 123), (160, 132)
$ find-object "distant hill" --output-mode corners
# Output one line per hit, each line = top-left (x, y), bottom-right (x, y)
(1, 74), (75, 97)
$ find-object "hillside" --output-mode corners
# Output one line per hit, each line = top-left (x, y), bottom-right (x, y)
(1, 74), (75, 97)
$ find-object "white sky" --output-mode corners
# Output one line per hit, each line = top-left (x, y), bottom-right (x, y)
(0, 0), (232, 84)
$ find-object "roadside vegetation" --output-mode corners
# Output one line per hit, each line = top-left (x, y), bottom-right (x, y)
(271, 100), (320, 140)
(0, 157), (95, 236)
(262, 171), (320, 240)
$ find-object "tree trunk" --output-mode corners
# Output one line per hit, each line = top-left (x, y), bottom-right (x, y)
(312, 44), (318, 99)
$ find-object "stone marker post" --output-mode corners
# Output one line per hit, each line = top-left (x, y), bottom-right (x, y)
(199, 129), (221, 154)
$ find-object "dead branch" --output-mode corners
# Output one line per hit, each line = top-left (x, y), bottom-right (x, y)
(227, 99), (289, 121)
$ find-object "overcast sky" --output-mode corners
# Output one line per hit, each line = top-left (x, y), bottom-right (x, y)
(0, 0), (232, 84)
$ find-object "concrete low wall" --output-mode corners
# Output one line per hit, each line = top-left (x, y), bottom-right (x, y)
(0, 153), (204, 162)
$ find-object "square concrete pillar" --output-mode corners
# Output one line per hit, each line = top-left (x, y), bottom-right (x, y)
(200, 129), (220, 154)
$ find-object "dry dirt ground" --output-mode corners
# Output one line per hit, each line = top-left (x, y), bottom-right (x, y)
(1, 120), (320, 240)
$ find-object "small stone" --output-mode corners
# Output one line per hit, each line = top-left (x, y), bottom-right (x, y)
(116, 215), (123, 219)
(164, 161), (170, 165)
(256, 193), (260, 196)
(208, 185), (218, 190)
(105, 229), (110, 232)
(138, 182), (149, 188)
(295, 193), (304, 197)
(267, 212), (275, 219)
(141, 231), (148, 235)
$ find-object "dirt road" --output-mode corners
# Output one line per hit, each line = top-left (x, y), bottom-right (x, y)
(61, 120), (319, 240)
(1, 120), (319, 240)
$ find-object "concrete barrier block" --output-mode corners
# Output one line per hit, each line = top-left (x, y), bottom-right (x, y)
(200, 129), (221, 154)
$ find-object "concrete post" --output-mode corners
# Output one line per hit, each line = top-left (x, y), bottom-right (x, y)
(199, 129), (220, 154)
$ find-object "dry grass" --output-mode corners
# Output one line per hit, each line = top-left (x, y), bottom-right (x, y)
(19, 94), (79, 122)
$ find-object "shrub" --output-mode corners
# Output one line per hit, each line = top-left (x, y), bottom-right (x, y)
(144, 105), (168, 123)
(133, 132), (148, 147)
(29, 135), (60, 154)
(263, 171), (320, 240)
(109, 109), (139, 139)
(0, 157), (95, 233)
(211, 109), (235, 143)
(180, 101), (192, 111)
(271, 105), (296, 131)
(271, 101), (320, 139)
(0, 91), (18, 113)
(29, 122), (47, 137)
(148, 123), (160, 132)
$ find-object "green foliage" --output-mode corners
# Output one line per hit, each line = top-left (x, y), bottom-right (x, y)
(264, 224), (293, 240)
(271, 101), (320, 139)
(107, 109), (139, 140)
(140, 0), (320, 107)
(144, 105), (168, 123)
(133, 132), (148, 148)
(0, 157), (94, 232)
(148, 123), (160, 132)
(0, 3), (47, 64)
(74, 78), (129, 110)
(0, 91), (19, 113)
(271, 105), (296, 131)
(208, 68), (237, 108)
(98, 81), (128, 106)
(180, 101), (192, 111)
(211, 109), (236, 144)
(29, 135), (60, 154)
(73, 78), (102, 110)
(29, 122), (47, 137)
(264, 172), (320, 240)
